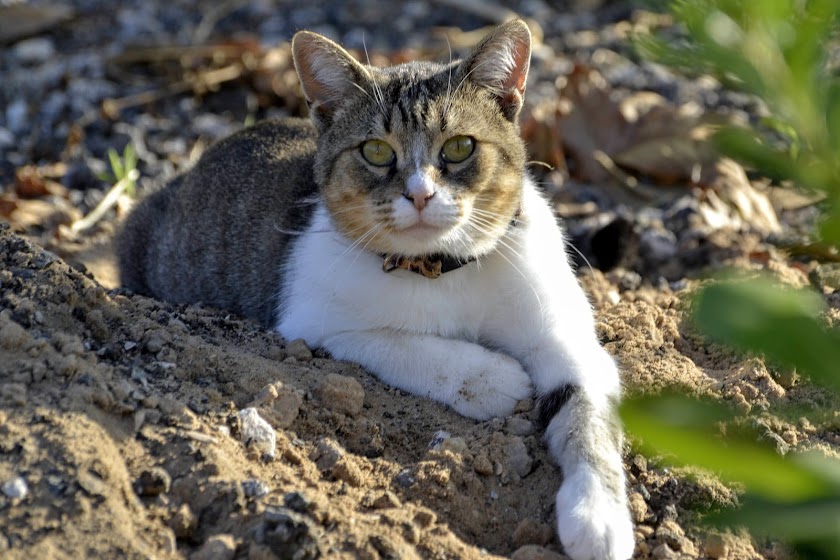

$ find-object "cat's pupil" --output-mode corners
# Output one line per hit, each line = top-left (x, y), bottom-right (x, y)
(441, 136), (475, 164)
(361, 139), (396, 167)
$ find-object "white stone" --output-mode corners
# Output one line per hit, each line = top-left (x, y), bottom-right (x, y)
(238, 407), (276, 459)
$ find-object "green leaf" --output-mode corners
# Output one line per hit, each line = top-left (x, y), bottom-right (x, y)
(621, 394), (834, 502)
(693, 277), (840, 392)
(711, 495), (840, 553)
(107, 147), (124, 180)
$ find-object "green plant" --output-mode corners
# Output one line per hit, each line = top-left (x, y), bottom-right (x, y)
(102, 144), (139, 196)
(623, 1), (840, 557)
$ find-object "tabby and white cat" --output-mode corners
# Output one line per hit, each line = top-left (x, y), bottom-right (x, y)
(117, 20), (634, 560)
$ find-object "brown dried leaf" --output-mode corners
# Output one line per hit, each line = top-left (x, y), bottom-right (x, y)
(14, 165), (68, 199)
(0, 195), (19, 218)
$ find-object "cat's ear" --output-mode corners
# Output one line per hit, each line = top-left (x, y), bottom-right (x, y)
(459, 19), (531, 121)
(292, 31), (372, 128)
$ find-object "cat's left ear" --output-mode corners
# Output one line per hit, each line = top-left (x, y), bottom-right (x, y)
(460, 19), (531, 122)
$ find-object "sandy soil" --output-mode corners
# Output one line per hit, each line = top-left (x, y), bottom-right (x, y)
(2, 214), (838, 560)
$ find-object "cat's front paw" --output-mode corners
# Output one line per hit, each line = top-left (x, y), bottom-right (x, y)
(556, 470), (635, 560)
(450, 351), (532, 420)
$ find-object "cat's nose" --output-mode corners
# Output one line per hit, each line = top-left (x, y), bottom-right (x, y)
(405, 171), (436, 211)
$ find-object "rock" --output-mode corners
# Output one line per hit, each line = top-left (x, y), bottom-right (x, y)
(134, 467), (171, 496)
(5, 98), (28, 134)
(190, 534), (236, 560)
(12, 37), (56, 64)
(703, 533), (728, 559)
(506, 437), (534, 478)
(473, 453), (494, 476)
(2, 476), (28, 499)
(260, 507), (321, 559)
(238, 408), (276, 459)
(242, 479), (269, 498)
(506, 417), (535, 436)
(168, 503), (198, 539)
(628, 490), (648, 523)
(280, 491), (310, 513)
(0, 314), (30, 350)
(261, 385), (303, 429)
(656, 520), (696, 554)
(310, 438), (343, 471)
(285, 338), (313, 361)
(314, 374), (364, 416)
(511, 545), (569, 560)
(514, 398), (535, 413)
(413, 509), (436, 528)
(0, 127), (13, 150)
(0, 383), (27, 406)
(394, 469), (416, 488)
(428, 430), (451, 449)
(371, 491), (401, 509)
(332, 458), (363, 487)
(438, 436), (468, 455)
(512, 518), (554, 547)
(651, 543), (679, 559)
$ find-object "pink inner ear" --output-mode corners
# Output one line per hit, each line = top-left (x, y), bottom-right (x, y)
(507, 40), (530, 95)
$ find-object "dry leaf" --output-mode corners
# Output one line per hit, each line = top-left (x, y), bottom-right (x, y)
(14, 165), (68, 199)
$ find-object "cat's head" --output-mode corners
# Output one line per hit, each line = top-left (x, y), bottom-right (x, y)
(292, 20), (531, 260)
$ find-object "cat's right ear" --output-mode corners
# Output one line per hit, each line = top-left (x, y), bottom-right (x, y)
(292, 31), (372, 129)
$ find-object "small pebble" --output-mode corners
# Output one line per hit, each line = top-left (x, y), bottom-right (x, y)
(2, 476), (29, 499)
(313, 374), (364, 416)
(310, 438), (343, 471)
(169, 503), (198, 539)
(190, 534), (236, 560)
(428, 430), (451, 449)
(506, 437), (534, 478)
(285, 338), (313, 361)
(13, 37), (56, 64)
(506, 417), (534, 436)
(261, 506), (321, 559)
(371, 491), (401, 509)
(242, 478), (270, 498)
(438, 436), (468, 455)
(512, 518), (553, 547)
(510, 545), (569, 560)
(413, 509), (436, 528)
(703, 533), (728, 559)
(238, 407), (276, 459)
(628, 491), (648, 523)
(651, 543), (678, 559)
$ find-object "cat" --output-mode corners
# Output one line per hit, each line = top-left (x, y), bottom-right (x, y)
(117, 20), (634, 560)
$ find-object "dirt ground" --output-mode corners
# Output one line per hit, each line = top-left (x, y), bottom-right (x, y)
(2, 213), (838, 559)
(3, 1), (840, 559)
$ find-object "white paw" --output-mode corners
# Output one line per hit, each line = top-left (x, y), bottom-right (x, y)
(450, 350), (532, 420)
(556, 470), (635, 560)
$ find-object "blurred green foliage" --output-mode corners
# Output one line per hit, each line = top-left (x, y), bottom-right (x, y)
(101, 144), (138, 196)
(624, 1), (840, 557)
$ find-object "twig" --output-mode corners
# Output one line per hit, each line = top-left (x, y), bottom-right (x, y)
(69, 170), (138, 235)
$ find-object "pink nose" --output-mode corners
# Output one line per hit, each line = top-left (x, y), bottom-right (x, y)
(405, 172), (436, 211)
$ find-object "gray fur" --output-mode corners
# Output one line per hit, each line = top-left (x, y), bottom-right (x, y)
(117, 119), (318, 327)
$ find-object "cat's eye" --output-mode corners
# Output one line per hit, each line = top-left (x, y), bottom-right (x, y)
(361, 140), (396, 167)
(441, 136), (475, 164)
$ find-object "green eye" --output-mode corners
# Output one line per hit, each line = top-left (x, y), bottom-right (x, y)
(441, 136), (475, 164)
(361, 140), (396, 167)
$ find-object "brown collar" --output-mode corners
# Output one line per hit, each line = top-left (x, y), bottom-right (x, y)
(381, 253), (476, 279)
(380, 208), (521, 279)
